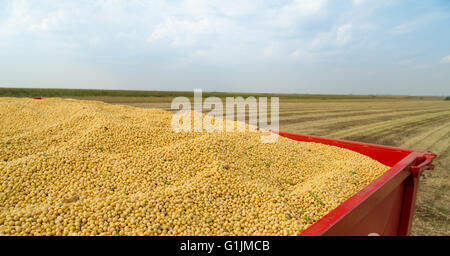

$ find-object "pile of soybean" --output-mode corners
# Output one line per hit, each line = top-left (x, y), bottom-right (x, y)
(0, 98), (389, 236)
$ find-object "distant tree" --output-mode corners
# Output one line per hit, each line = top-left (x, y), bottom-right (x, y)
(446, 96), (450, 100)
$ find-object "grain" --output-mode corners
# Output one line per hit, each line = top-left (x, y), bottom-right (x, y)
(0, 97), (389, 235)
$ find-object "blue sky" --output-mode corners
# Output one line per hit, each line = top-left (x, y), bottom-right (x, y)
(0, 0), (449, 96)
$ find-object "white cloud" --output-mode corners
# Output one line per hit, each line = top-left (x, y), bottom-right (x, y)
(336, 24), (353, 46)
(0, 0), (32, 35)
(397, 58), (430, 70)
(291, 50), (302, 58)
(180, 0), (260, 17)
(0, 0), (448, 95)
(291, 0), (327, 14)
(390, 23), (414, 35)
(263, 46), (278, 58)
(0, 0), (69, 35)
(29, 10), (66, 32)
(352, 0), (367, 5)
(264, 0), (327, 28)
(147, 17), (233, 46)
(442, 56), (450, 63)
(194, 50), (207, 56)
(311, 23), (354, 49)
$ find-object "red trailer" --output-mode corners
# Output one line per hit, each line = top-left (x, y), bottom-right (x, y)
(274, 131), (436, 236)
